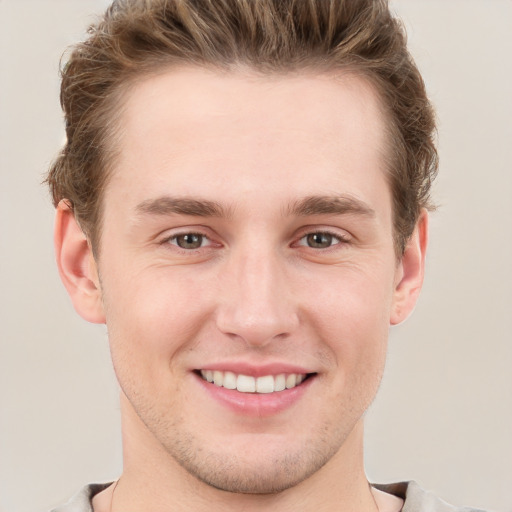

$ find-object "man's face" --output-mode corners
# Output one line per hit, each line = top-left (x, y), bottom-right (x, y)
(96, 67), (403, 493)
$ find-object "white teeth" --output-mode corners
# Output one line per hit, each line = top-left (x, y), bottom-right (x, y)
(285, 374), (296, 389)
(237, 374), (256, 392)
(256, 375), (274, 393)
(274, 374), (286, 392)
(223, 371), (237, 390)
(199, 370), (308, 393)
(213, 370), (223, 386)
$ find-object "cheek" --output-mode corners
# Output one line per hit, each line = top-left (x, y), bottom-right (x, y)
(305, 266), (393, 381)
(100, 266), (213, 380)
(308, 262), (394, 334)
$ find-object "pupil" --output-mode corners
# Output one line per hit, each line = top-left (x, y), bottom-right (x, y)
(178, 234), (202, 249)
(308, 233), (332, 248)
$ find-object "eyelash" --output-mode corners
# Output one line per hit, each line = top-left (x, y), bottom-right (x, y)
(164, 232), (214, 251)
(161, 228), (350, 254)
(296, 230), (350, 250)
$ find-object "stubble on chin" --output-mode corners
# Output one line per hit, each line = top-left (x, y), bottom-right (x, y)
(142, 404), (360, 496)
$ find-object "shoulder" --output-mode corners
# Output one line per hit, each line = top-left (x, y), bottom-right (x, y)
(49, 483), (112, 512)
(373, 481), (490, 512)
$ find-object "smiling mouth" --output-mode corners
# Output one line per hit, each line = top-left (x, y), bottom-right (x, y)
(198, 370), (313, 394)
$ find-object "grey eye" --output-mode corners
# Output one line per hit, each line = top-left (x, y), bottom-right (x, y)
(305, 233), (335, 249)
(174, 233), (204, 249)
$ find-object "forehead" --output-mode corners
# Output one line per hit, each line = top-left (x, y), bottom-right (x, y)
(106, 66), (390, 217)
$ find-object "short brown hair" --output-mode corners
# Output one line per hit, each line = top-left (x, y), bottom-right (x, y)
(47, 0), (437, 254)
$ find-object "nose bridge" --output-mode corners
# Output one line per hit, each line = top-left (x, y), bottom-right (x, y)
(216, 242), (298, 346)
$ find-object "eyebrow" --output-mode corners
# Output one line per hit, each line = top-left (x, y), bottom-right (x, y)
(287, 195), (376, 218)
(135, 194), (375, 220)
(136, 196), (229, 218)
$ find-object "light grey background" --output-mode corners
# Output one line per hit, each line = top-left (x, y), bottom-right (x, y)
(1, 1), (511, 511)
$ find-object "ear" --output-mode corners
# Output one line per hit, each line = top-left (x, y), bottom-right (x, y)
(54, 200), (105, 324)
(390, 210), (429, 325)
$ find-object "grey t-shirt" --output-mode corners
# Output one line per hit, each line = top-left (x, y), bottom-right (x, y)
(50, 481), (488, 512)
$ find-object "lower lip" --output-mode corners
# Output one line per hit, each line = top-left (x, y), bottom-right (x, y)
(195, 373), (315, 417)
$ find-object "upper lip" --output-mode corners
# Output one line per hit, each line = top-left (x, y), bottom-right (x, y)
(196, 361), (315, 377)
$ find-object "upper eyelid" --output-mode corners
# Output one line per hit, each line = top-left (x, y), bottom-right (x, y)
(164, 233), (215, 249)
(158, 226), (215, 241)
(156, 225), (351, 245)
(168, 234), (213, 251)
(168, 232), (209, 241)
(292, 226), (353, 250)
(161, 232), (218, 253)
(296, 232), (348, 246)
(166, 230), (210, 239)
(295, 226), (352, 240)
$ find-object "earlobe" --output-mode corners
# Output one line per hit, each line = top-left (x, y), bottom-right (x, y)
(390, 210), (429, 326)
(54, 200), (106, 324)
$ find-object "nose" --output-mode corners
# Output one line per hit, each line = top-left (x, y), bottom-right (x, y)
(215, 248), (299, 347)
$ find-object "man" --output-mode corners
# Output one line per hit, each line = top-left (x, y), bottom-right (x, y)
(46, 1), (485, 511)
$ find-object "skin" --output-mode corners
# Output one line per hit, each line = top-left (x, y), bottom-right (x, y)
(55, 67), (427, 512)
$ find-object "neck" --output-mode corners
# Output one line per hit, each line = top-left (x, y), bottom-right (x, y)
(105, 394), (378, 512)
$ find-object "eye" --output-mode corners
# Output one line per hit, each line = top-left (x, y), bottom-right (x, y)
(169, 233), (210, 250)
(298, 232), (344, 249)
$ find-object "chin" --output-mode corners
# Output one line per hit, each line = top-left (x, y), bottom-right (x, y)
(177, 452), (324, 494)
(162, 429), (342, 495)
